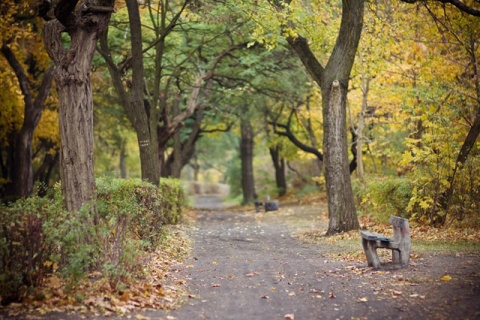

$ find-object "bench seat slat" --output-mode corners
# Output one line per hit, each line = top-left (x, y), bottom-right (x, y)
(360, 231), (392, 242)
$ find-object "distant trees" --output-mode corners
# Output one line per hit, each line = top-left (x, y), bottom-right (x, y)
(2, 0), (477, 230)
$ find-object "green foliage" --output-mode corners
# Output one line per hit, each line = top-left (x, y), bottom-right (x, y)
(353, 176), (413, 222)
(0, 177), (186, 304)
(96, 177), (185, 250)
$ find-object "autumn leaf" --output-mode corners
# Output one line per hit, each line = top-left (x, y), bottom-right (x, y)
(441, 275), (452, 281)
(357, 297), (368, 302)
(285, 314), (294, 320)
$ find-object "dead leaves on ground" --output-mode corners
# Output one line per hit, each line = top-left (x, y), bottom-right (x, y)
(297, 216), (480, 265)
(3, 228), (191, 318)
(300, 216), (480, 245)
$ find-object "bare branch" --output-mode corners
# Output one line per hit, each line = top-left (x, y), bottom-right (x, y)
(401, 0), (480, 17)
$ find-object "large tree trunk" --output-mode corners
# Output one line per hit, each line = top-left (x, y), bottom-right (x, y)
(42, 0), (115, 211)
(322, 81), (359, 234)
(240, 117), (256, 204)
(269, 145), (287, 197)
(286, 0), (364, 234)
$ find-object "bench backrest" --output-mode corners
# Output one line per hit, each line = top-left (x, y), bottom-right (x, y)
(389, 215), (410, 242)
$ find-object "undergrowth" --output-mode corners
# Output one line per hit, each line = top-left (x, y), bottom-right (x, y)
(0, 177), (186, 308)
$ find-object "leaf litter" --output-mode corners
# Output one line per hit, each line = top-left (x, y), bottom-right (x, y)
(2, 226), (192, 318)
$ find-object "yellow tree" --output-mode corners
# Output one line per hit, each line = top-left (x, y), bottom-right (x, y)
(0, 0), (55, 199)
(396, 2), (480, 225)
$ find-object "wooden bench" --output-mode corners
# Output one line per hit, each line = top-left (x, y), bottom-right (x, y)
(360, 216), (411, 269)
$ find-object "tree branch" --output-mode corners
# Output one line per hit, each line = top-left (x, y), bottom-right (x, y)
(268, 108), (324, 162)
(401, 0), (480, 17)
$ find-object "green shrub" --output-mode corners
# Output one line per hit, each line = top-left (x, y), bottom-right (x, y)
(0, 177), (187, 303)
(353, 176), (413, 222)
(96, 177), (185, 249)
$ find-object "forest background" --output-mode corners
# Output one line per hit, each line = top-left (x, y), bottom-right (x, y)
(0, 0), (479, 312)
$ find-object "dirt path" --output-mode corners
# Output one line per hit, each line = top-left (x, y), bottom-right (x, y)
(140, 196), (480, 320)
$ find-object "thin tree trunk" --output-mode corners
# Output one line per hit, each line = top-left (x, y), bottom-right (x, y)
(170, 101), (183, 178)
(269, 145), (287, 196)
(119, 143), (127, 178)
(356, 73), (370, 181)
(240, 117), (256, 204)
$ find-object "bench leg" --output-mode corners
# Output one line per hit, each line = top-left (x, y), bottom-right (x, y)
(393, 246), (410, 266)
(392, 249), (400, 264)
(362, 239), (381, 269)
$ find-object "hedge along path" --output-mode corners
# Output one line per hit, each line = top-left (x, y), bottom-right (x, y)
(139, 195), (480, 320)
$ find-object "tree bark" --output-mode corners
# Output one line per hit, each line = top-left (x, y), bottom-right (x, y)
(240, 117), (256, 204)
(42, 0), (115, 211)
(322, 81), (359, 234)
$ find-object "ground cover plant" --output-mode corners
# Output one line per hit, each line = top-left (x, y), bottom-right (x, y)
(0, 177), (189, 316)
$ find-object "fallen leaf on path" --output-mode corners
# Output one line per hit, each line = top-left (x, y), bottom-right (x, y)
(357, 297), (368, 302)
(288, 291), (296, 296)
(393, 290), (402, 296)
(211, 284), (221, 287)
(441, 275), (452, 281)
(329, 292), (336, 299)
(261, 295), (270, 299)
(285, 314), (294, 320)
